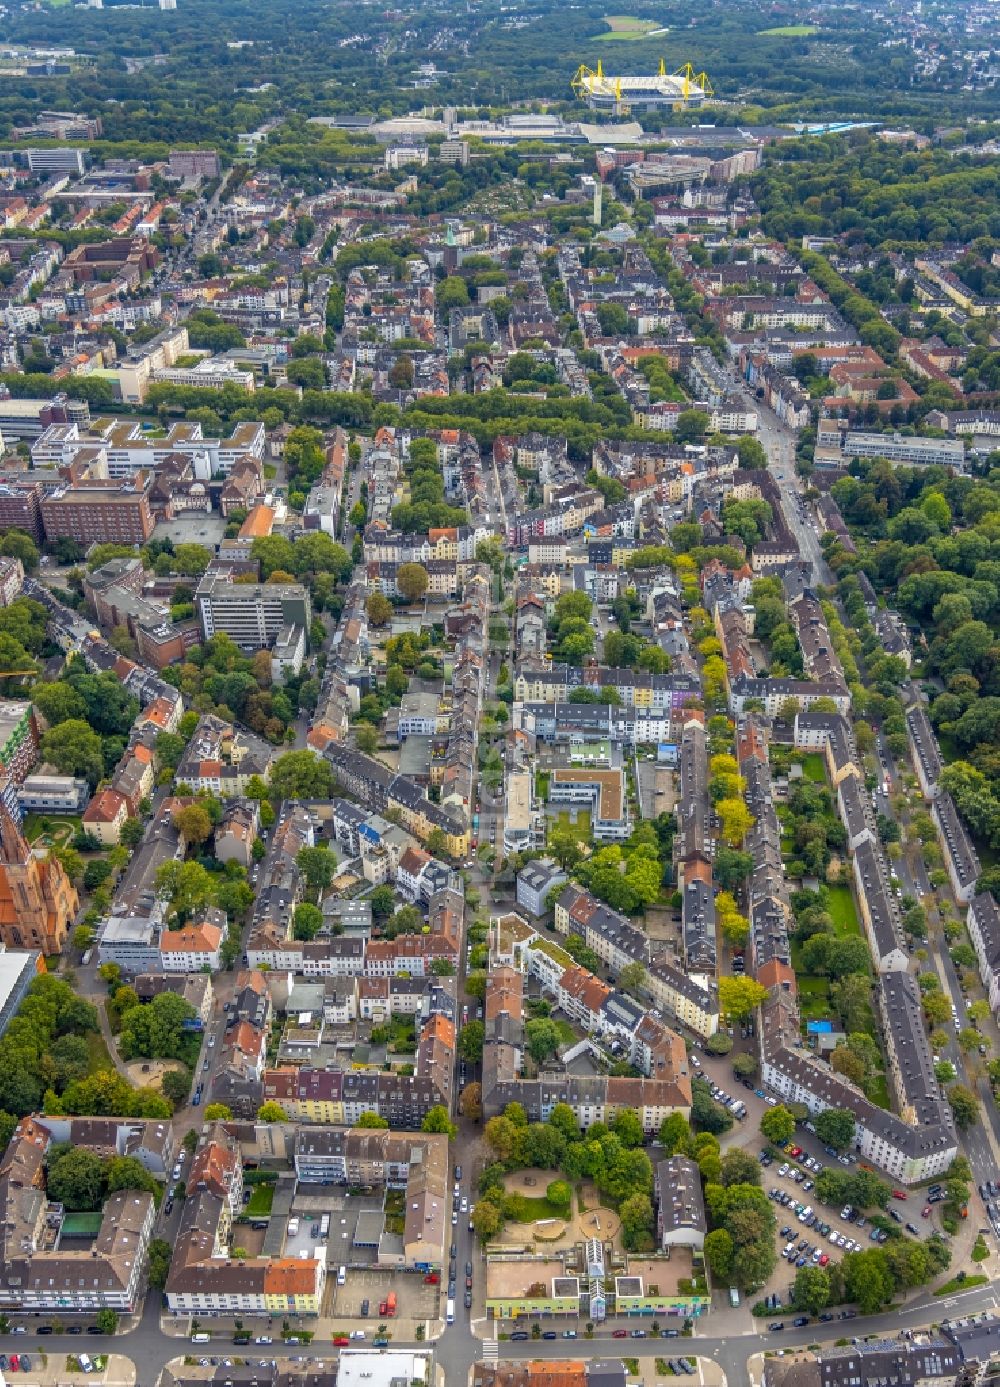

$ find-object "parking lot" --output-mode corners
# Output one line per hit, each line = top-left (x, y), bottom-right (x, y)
(325, 1268), (440, 1324)
(756, 1145), (939, 1313)
(689, 1047), (946, 1318)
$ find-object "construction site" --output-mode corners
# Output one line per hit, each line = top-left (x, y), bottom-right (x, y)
(571, 59), (713, 113)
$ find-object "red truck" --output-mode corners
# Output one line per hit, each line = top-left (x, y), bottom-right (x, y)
(386, 1292), (397, 1317)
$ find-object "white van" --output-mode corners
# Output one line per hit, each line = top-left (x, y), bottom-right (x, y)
(287, 1218), (299, 1237)
(191, 1334), (211, 1343)
(78, 1355), (93, 1372)
(337, 1265), (347, 1286)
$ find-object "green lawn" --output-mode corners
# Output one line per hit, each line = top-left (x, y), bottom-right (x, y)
(797, 976), (834, 1021)
(593, 15), (666, 40)
(867, 1074), (891, 1110)
(799, 754), (827, 783)
(759, 23), (817, 34)
(551, 809), (592, 842)
(596, 26), (669, 40)
(934, 1273), (989, 1296)
(86, 1030), (116, 1077)
(23, 813), (82, 846)
(247, 1186), (275, 1217)
(825, 884), (862, 939)
(504, 1194), (568, 1221)
(554, 1019), (577, 1046)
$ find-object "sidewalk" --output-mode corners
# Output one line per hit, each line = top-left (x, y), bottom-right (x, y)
(15, 1353), (135, 1387)
(158, 1312), (439, 1344)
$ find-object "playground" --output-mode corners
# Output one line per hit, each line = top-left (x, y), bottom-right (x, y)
(497, 1171), (622, 1250)
(125, 1058), (187, 1091)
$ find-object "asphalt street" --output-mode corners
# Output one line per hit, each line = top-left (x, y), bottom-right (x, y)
(8, 1276), (1000, 1387)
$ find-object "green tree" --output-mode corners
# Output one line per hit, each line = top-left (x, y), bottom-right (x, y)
(438, 275), (470, 310)
(658, 1113), (693, 1156)
(459, 1020), (485, 1063)
(105, 1155), (158, 1195)
(40, 719), (104, 786)
(366, 592), (393, 626)
(369, 885), (395, 918)
(471, 1197), (504, 1241)
(147, 1238), (172, 1290)
(703, 1227), (734, 1280)
(619, 1192), (654, 1251)
(356, 725), (379, 755)
(674, 410), (709, 445)
(296, 844), (336, 893)
(0, 530), (39, 571)
(292, 902), (324, 940)
(396, 563), (430, 602)
(120, 818), (145, 850)
(354, 1111), (390, 1129)
(791, 1265), (831, 1316)
(720, 1148), (761, 1188)
(948, 1083), (980, 1130)
(718, 976), (768, 1023)
(204, 1103), (233, 1121)
(611, 1107), (644, 1149)
(172, 802), (213, 846)
(257, 1101), (288, 1122)
(421, 1105), (457, 1139)
(525, 1018), (560, 1064)
(47, 1147), (107, 1210)
(161, 1068), (192, 1110)
(155, 860), (216, 926)
(32, 681), (87, 727)
(843, 1248), (895, 1313)
(815, 1108), (856, 1151)
(269, 750), (334, 800)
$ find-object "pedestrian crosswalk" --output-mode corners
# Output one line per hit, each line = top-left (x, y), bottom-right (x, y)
(481, 1338), (499, 1361)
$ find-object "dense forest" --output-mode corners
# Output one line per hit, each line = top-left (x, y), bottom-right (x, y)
(754, 135), (1000, 249)
(824, 460), (1000, 868)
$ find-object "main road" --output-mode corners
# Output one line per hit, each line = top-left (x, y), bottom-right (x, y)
(8, 1278), (1000, 1387)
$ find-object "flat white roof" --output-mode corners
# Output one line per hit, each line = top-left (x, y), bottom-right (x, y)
(336, 1350), (430, 1387)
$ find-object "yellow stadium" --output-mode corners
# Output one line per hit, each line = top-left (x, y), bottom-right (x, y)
(571, 59), (713, 113)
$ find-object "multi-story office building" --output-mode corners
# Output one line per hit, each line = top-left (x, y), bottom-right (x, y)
(195, 570), (312, 649)
(40, 474), (155, 545)
(25, 146), (87, 177)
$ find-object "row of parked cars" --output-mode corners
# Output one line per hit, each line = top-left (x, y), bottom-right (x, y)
(705, 1081), (747, 1120)
(0, 1355), (30, 1372)
(509, 1327), (682, 1342)
(7, 1326), (104, 1337)
(780, 1229), (831, 1269)
(768, 1312), (856, 1332)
